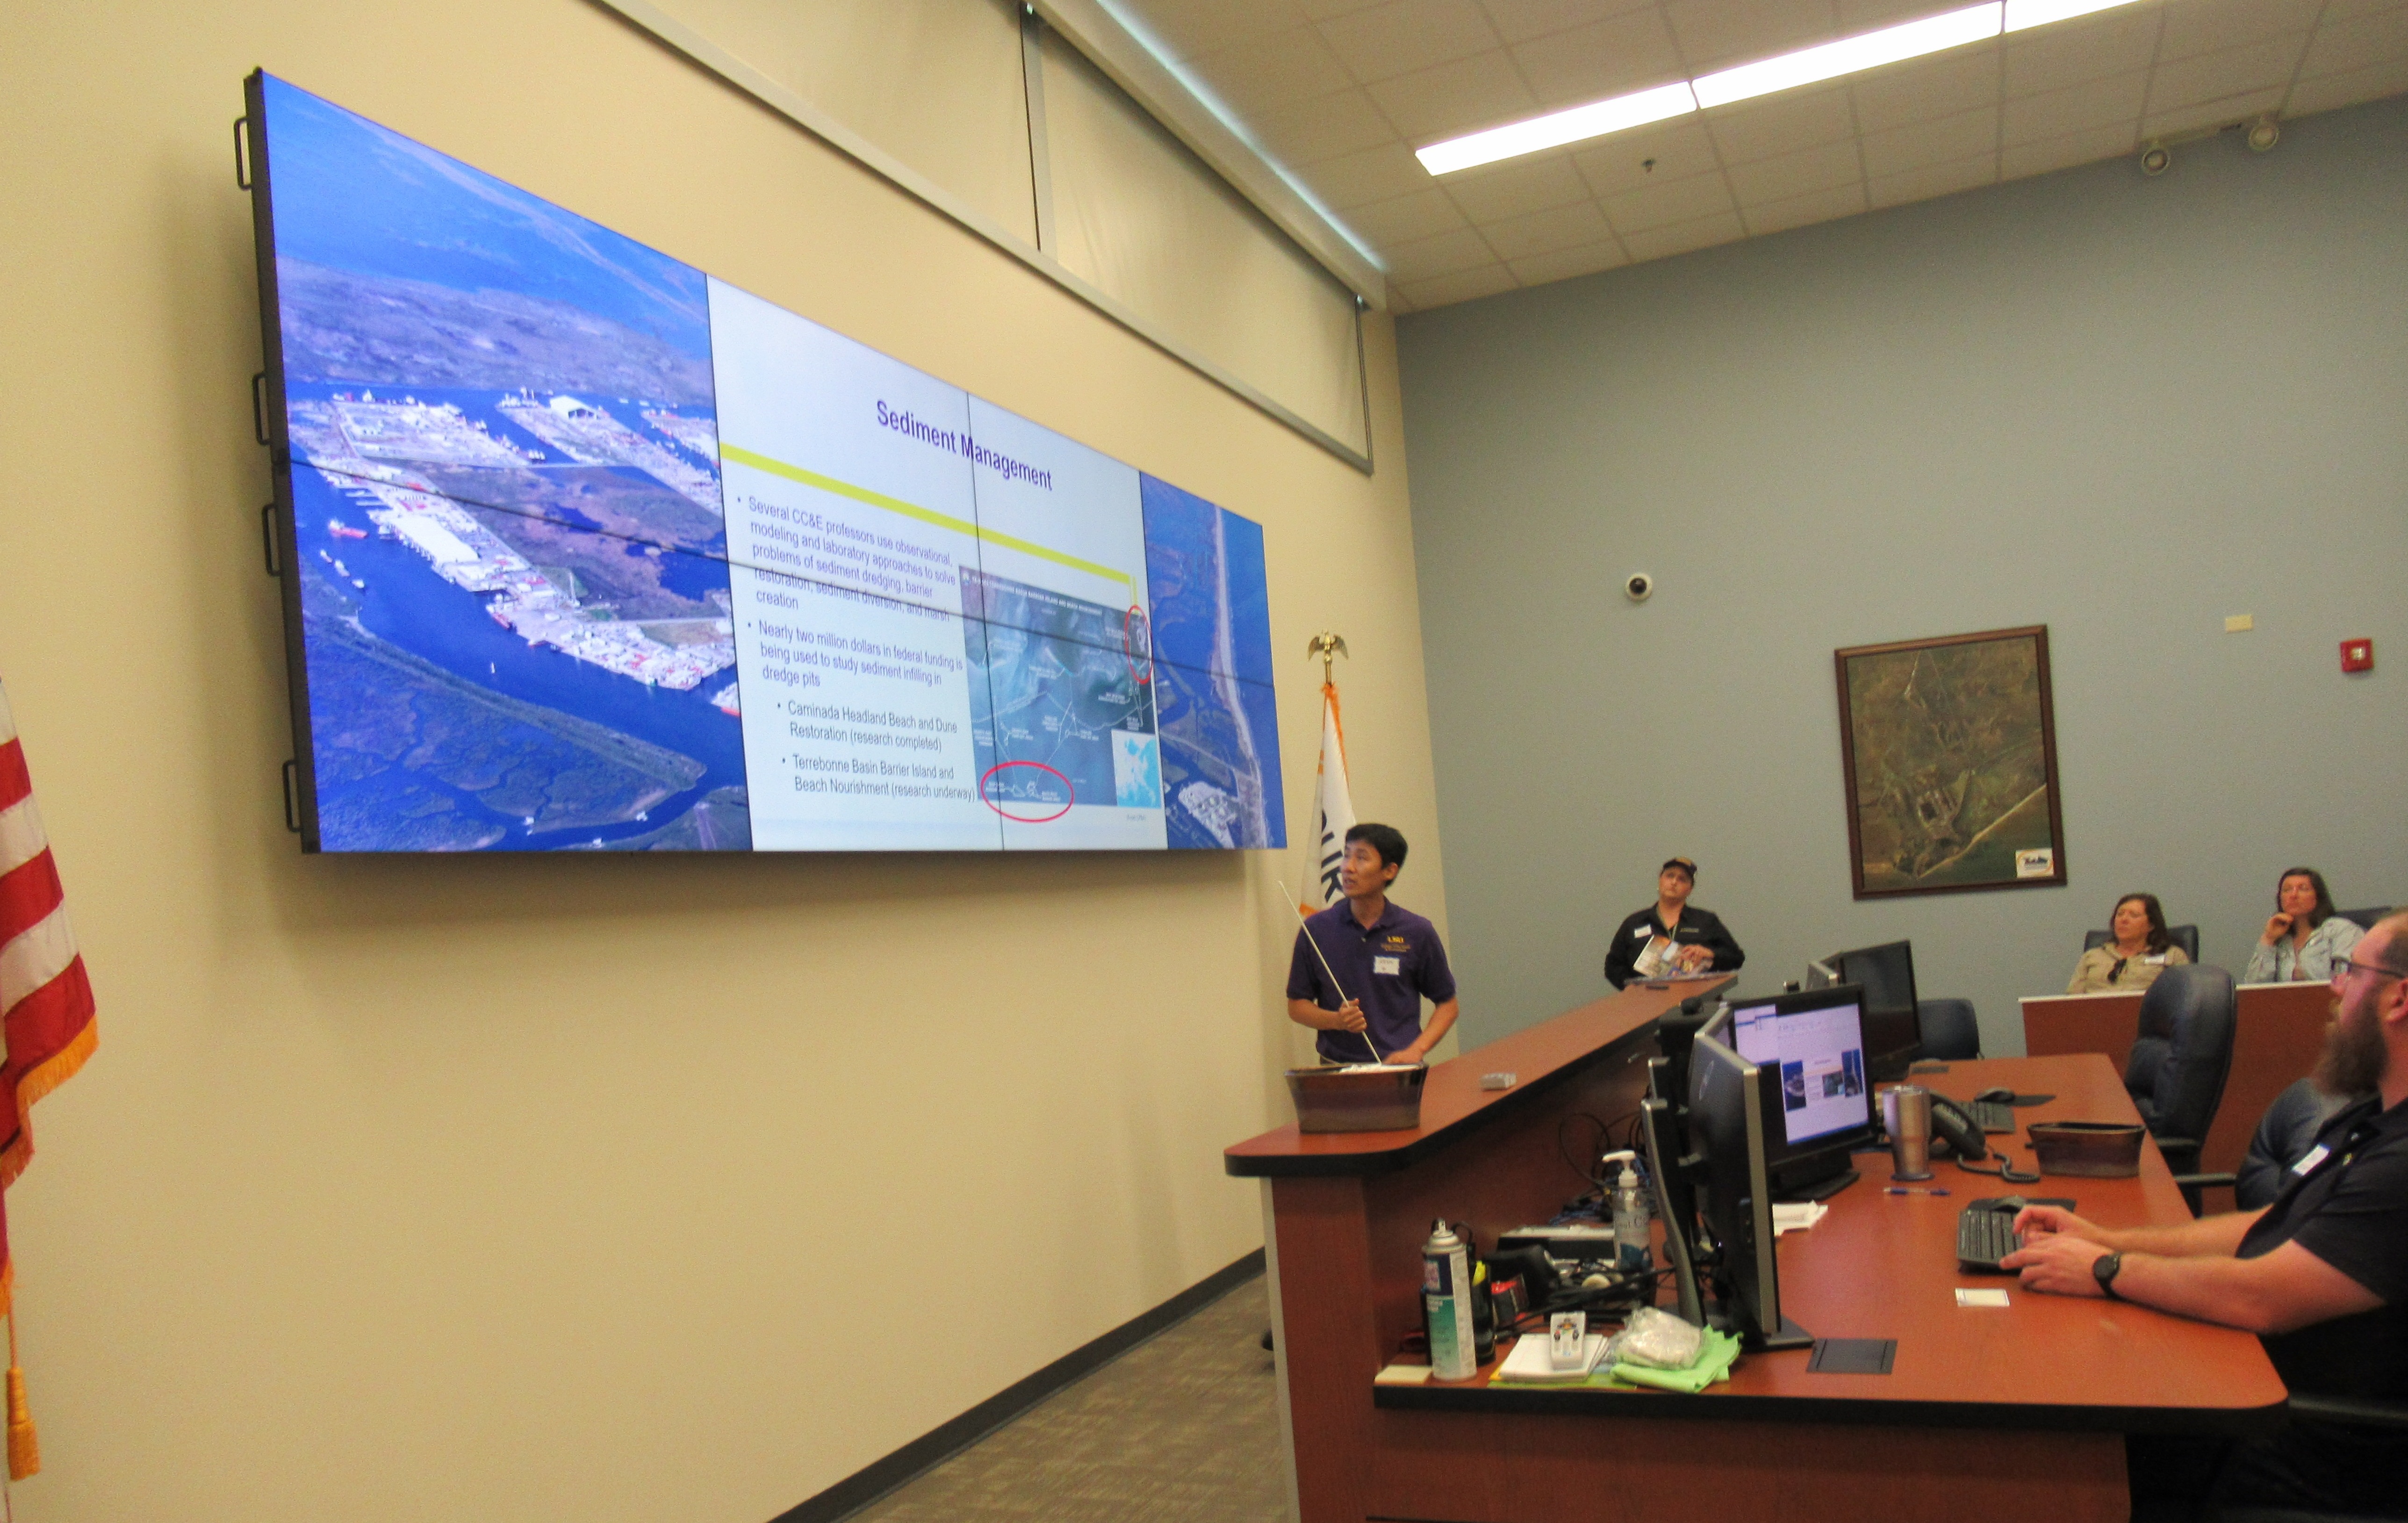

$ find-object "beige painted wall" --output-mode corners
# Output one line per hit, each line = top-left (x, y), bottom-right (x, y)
(0, 3), (1442, 1519)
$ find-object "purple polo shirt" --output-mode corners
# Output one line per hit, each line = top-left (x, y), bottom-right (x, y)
(1287, 899), (1457, 1064)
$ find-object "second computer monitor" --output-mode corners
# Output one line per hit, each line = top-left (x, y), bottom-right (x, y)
(1728, 985), (1877, 1198)
(1827, 939), (1921, 1080)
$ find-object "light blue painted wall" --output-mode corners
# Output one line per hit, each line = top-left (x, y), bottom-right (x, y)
(1397, 96), (2408, 1057)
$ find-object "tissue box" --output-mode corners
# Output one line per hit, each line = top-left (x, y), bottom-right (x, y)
(2028, 1120), (2145, 1177)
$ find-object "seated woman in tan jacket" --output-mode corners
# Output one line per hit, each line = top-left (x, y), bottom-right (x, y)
(2067, 893), (2190, 993)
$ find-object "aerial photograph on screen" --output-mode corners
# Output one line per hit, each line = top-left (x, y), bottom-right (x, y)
(959, 569), (1161, 818)
(1138, 478), (1284, 849)
(261, 75), (747, 851)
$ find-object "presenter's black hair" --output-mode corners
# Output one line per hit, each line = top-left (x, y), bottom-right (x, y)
(2277, 867), (2336, 930)
(1346, 823), (1408, 871)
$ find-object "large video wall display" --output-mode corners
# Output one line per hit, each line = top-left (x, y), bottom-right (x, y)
(246, 74), (1283, 854)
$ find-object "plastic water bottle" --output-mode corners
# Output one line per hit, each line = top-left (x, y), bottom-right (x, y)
(1421, 1220), (1477, 1380)
(1605, 1149), (1651, 1273)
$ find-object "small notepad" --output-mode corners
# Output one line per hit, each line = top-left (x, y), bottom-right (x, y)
(1955, 1288), (2010, 1307)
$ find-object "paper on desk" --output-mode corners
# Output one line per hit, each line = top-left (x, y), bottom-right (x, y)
(1493, 1331), (1609, 1384)
(1772, 1201), (1828, 1235)
(1955, 1288), (2010, 1307)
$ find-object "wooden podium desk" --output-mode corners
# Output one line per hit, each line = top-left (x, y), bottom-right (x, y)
(1229, 993), (2286, 1523)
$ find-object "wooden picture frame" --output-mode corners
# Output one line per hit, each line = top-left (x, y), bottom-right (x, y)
(1834, 625), (2067, 899)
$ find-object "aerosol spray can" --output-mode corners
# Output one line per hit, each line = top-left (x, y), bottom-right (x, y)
(1421, 1219), (1477, 1380)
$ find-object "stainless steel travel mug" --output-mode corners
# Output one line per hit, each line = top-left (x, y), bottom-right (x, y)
(1884, 1085), (1934, 1181)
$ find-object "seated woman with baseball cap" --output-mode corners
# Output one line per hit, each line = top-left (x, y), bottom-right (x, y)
(1603, 857), (1745, 989)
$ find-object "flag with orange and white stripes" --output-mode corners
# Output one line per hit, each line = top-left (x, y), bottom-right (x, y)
(0, 680), (99, 1305)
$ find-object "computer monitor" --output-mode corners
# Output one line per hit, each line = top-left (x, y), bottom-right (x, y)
(1803, 958), (1838, 990)
(1685, 1026), (1813, 1350)
(1726, 986), (1876, 1201)
(1826, 939), (1921, 1079)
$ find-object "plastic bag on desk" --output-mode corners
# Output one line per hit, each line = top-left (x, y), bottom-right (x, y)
(1606, 1305), (1704, 1370)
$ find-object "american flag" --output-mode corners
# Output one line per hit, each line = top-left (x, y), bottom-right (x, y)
(0, 680), (98, 1283)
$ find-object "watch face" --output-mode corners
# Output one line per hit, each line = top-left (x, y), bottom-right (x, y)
(2093, 1251), (2122, 1294)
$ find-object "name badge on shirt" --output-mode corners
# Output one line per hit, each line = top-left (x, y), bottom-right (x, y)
(2145, 954), (2167, 965)
(1373, 955), (1402, 976)
(2293, 1143), (2331, 1177)
(1633, 924), (1654, 939)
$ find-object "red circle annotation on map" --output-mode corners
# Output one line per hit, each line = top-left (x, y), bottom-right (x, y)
(1123, 606), (1153, 687)
(978, 761), (1074, 823)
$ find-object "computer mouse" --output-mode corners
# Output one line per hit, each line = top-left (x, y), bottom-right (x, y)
(1975, 1087), (2017, 1104)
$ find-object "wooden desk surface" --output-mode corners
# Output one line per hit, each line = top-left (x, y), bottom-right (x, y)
(1379, 1054), (2287, 1435)
(1224, 977), (1731, 1177)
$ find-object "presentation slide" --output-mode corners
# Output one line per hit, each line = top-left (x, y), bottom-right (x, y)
(1732, 1000), (1869, 1146)
(252, 73), (1281, 854)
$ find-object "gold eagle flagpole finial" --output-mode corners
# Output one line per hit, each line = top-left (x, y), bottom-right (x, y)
(1306, 632), (1348, 686)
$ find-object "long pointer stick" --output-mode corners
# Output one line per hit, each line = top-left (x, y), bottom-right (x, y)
(1278, 880), (1386, 1065)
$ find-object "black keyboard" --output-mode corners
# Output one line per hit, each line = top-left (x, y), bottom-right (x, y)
(1968, 1099), (2014, 1133)
(1956, 1205), (2023, 1271)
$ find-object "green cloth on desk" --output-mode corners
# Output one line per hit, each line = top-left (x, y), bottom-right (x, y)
(1489, 1327), (1741, 1393)
(1607, 1327), (1741, 1393)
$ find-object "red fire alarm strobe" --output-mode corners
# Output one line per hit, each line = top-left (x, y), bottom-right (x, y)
(2342, 639), (2374, 674)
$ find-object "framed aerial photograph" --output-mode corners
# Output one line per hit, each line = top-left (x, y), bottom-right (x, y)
(1834, 625), (2066, 899)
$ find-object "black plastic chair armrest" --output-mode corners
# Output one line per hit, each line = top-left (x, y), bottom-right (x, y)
(2156, 1136), (2203, 1173)
(2288, 1394), (2408, 1431)
(2171, 1171), (2236, 1191)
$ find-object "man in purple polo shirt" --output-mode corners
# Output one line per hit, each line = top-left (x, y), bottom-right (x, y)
(1286, 823), (1459, 1066)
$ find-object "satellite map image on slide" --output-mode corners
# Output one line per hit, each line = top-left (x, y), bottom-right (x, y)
(959, 569), (1159, 816)
(263, 74), (748, 851)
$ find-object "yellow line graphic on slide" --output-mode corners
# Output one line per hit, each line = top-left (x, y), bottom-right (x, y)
(721, 443), (1133, 590)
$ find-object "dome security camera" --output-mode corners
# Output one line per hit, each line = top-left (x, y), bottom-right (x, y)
(2246, 118), (2280, 152)
(1624, 572), (1654, 603)
(2140, 144), (2171, 176)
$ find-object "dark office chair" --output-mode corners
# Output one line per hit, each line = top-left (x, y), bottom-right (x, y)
(2336, 905), (2392, 932)
(2215, 1393), (2408, 1523)
(2123, 966), (2236, 1198)
(1914, 998), (1981, 1061)
(2081, 924), (2201, 963)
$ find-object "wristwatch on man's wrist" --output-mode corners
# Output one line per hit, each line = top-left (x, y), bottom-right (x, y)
(2092, 1250), (2125, 1300)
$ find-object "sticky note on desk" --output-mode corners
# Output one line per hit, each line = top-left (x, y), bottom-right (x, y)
(1375, 1364), (1433, 1385)
(1955, 1288), (2010, 1308)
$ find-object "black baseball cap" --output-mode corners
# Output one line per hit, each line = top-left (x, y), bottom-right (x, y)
(1660, 857), (1698, 879)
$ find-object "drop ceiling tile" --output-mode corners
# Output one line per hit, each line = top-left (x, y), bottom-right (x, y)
(1725, 137), (1862, 203)
(1254, 87), (1404, 162)
(1742, 178), (1869, 234)
(1139, 0), (1317, 60)
(1298, 0), (1393, 16)
(1848, 43), (2003, 136)
(1340, 187), (1473, 243)
(1479, 0), (1661, 45)
(1601, 167), (1737, 231)
(1704, 86), (1856, 166)
(1620, 208), (1747, 260)
(2156, 0), (2325, 63)
(1300, 142), (1440, 206)
(1395, 262), (1522, 306)
(1186, 25), (1358, 114)
(1384, 224), (1503, 279)
(1317, 0), (1504, 82)
(1859, 103), (1998, 178)
(2300, 5), (2408, 78)
(2287, 51), (2408, 111)
(1571, 118), (1723, 194)
(2143, 35), (2307, 114)
(2004, 7), (2164, 97)
(1506, 238), (1633, 285)
(1481, 198), (1617, 256)
(2142, 85), (2286, 136)
(2001, 68), (2149, 145)
(1867, 148), (1997, 208)
(1663, 0), (1841, 74)
(1999, 120), (2140, 180)
(1438, 152), (1594, 219)
(1366, 49), (1540, 139)
(1513, 9), (1688, 106)
(1836, 0), (1955, 29)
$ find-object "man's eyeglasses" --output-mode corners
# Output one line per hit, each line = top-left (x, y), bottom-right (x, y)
(2330, 955), (2408, 987)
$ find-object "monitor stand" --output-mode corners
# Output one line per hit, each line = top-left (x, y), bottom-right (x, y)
(1710, 1309), (1815, 1352)
(1776, 1168), (1859, 1204)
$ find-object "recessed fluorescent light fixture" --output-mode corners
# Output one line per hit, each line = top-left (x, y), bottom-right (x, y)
(1691, 2), (2001, 108)
(1415, 82), (1698, 175)
(1414, 0), (2149, 174)
(2002, 0), (2148, 30)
